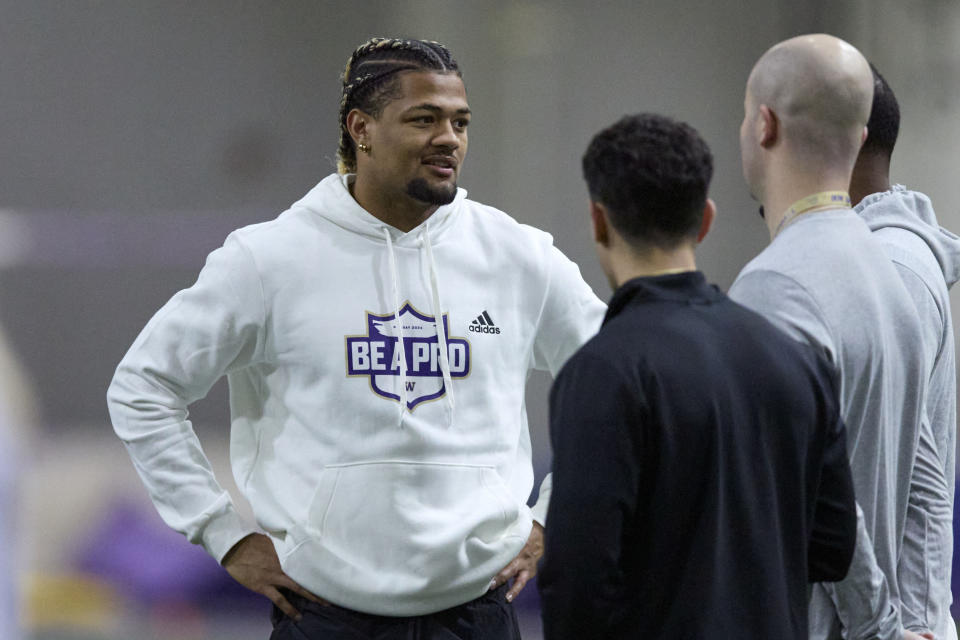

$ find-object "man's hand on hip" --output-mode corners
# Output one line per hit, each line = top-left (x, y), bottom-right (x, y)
(490, 521), (544, 603)
(221, 532), (328, 620)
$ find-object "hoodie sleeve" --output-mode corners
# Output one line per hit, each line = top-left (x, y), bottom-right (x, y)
(528, 241), (605, 524)
(106, 233), (264, 562)
(888, 264), (954, 637)
(531, 243), (605, 376)
(899, 414), (953, 635)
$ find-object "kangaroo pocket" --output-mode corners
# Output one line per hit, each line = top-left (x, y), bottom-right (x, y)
(280, 461), (529, 614)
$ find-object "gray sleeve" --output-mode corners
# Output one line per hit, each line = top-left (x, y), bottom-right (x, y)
(899, 414), (953, 636)
(889, 256), (954, 636)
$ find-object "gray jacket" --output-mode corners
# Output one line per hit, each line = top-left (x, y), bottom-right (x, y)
(856, 186), (959, 640)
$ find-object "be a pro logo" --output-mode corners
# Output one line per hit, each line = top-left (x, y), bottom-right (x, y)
(346, 303), (470, 410)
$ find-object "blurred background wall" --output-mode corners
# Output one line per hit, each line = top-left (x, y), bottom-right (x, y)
(0, 1), (957, 638)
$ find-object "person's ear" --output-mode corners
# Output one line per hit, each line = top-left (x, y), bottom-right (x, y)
(346, 109), (373, 148)
(590, 201), (610, 246)
(758, 105), (778, 148)
(696, 198), (716, 243)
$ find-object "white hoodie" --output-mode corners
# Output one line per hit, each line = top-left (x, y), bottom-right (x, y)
(107, 173), (605, 616)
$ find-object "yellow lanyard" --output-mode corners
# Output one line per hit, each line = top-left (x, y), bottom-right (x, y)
(775, 190), (851, 236)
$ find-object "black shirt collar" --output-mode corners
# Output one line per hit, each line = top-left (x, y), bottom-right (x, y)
(603, 271), (722, 326)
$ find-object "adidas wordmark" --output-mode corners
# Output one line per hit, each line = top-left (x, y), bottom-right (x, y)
(469, 310), (500, 334)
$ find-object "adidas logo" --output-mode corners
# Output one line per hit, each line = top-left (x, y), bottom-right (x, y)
(469, 310), (501, 334)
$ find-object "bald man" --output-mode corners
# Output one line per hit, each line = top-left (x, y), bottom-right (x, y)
(729, 35), (932, 640)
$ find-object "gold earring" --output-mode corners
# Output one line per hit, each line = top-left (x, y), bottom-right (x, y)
(358, 142), (370, 154)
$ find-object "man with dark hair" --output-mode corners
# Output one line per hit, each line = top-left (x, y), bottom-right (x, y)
(850, 63), (901, 183)
(107, 37), (605, 639)
(730, 35), (933, 640)
(851, 63), (960, 640)
(537, 112), (858, 639)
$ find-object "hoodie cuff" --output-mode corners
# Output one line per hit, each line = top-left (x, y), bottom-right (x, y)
(201, 505), (258, 564)
(530, 473), (552, 527)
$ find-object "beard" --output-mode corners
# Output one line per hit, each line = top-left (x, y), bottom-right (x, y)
(406, 178), (457, 205)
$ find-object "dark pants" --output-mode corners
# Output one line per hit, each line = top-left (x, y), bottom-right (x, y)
(269, 584), (521, 640)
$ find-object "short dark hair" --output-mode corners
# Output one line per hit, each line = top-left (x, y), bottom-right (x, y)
(862, 63), (900, 157)
(582, 113), (713, 249)
(337, 38), (461, 174)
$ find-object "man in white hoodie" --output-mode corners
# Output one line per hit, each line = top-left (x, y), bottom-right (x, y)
(850, 63), (960, 640)
(107, 37), (605, 639)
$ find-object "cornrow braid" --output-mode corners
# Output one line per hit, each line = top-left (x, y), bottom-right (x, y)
(336, 37), (461, 174)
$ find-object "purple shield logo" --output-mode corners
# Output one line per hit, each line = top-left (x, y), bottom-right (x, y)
(346, 303), (470, 410)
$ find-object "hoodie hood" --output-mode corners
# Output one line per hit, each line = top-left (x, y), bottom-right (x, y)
(855, 185), (960, 288)
(290, 173), (466, 246)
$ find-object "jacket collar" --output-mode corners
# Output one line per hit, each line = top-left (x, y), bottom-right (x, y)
(603, 271), (722, 326)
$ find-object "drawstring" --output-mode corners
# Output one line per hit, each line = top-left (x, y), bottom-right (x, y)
(422, 223), (455, 424)
(383, 228), (408, 425)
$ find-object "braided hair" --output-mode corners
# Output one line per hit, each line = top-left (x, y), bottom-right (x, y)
(337, 37), (461, 174)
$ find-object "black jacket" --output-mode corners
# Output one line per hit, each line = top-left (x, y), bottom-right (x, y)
(538, 271), (857, 640)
